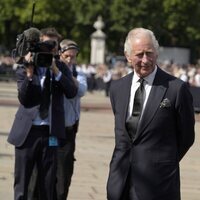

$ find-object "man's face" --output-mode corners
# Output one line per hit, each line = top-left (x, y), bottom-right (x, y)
(126, 35), (158, 78)
(60, 49), (78, 66)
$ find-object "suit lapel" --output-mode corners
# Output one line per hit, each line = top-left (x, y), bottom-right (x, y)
(119, 73), (133, 126)
(134, 68), (168, 139)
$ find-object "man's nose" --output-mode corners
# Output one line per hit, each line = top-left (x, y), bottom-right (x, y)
(141, 53), (148, 63)
(66, 56), (72, 62)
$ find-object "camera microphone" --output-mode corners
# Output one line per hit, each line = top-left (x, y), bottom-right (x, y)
(15, 27), (41, 57)
(23, 27), (41, 43)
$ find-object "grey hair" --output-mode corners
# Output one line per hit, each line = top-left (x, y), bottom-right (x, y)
(124, 28), (159, 56)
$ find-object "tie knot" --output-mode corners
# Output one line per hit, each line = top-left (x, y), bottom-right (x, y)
(138, 78), (144, 90)
(139, 78), (144, 84)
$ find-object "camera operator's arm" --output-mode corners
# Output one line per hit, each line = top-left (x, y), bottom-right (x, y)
(51, 59), (78, 98)
(76, 71), (87, 97)
(16, 53), (42, 107)
(24, 52), (34, 80)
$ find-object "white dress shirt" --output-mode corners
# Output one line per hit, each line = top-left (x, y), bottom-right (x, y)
(32, 67), (62, 126)
(127, 66), (157, 120)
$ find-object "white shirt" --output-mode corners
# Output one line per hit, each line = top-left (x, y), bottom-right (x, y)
(127, 66), (157, 119)
(32, 67), (62, 126)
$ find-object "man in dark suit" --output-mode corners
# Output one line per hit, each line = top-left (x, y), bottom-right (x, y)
(7, 27), (78, 200)
(106, 28), (195, 200)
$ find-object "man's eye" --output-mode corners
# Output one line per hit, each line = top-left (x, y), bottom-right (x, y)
(146, 52), (153, 56)
(135, 53), (143, 57)
(135, 52), (153, 58)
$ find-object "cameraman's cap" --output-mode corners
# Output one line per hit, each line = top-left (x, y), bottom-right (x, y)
(60, 39), (79, 53)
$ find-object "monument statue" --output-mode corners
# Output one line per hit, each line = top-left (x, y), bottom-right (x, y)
(90, 16), (106, 65)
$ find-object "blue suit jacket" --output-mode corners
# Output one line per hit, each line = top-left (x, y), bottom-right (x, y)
(8, 60), (77, 147)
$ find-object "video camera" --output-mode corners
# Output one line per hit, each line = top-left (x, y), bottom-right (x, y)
(13, 2), (56, 68)
(15, 27), (55, 68)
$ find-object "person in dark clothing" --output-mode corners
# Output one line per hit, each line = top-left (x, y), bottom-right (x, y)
(8, 27), (77, 200)
(107, 27), (195, 200)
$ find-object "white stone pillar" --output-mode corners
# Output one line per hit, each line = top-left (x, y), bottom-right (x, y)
(90, 16), (106, 65)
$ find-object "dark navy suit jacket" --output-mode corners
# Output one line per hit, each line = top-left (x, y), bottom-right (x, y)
(8, 60), (77, 147)
(107, 67), (195, 200)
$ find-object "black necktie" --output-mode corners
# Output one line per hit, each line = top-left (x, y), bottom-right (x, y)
(39, 68), (51, 119)
(132, 78), (144, 117)
(126, 78), (145, 138)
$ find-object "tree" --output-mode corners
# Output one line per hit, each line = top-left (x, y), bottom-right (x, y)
(1, 0), (200, 63)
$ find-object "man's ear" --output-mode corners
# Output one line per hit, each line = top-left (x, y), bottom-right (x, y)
(125, 52), (131, 63)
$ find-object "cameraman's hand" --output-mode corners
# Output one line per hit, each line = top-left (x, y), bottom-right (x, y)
(24, 52), (34, 79)
(51, 58), (60, 76)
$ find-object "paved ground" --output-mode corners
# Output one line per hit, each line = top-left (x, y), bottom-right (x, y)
(0, 81), (200, 200)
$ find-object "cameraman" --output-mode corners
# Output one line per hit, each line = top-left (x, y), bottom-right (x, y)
(7, 27), (78, 200)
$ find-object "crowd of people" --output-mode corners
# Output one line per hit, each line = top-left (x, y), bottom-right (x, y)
(75, 60), (200, 96)
(1, 51), (200, 90)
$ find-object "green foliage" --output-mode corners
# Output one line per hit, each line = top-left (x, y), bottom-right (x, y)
(0, 0), (200, 63)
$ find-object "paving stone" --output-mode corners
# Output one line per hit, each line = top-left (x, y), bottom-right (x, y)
(0, 82), (200, 200)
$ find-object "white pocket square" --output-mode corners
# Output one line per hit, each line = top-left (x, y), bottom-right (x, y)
(160, 98), (171, 108)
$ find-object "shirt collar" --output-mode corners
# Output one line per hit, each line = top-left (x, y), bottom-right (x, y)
(133, 65), (157, 85)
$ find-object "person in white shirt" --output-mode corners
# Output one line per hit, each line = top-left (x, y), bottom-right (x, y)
(57, 39), (87, 200)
